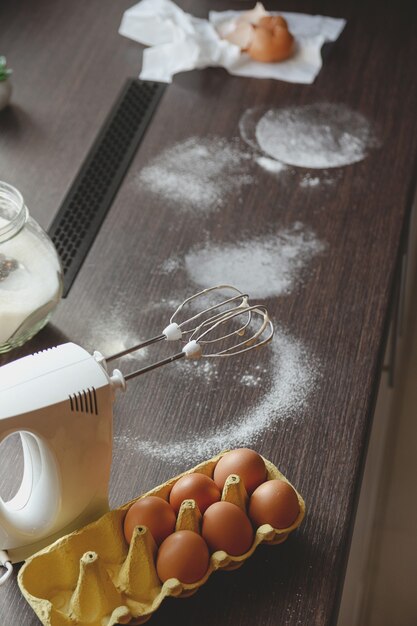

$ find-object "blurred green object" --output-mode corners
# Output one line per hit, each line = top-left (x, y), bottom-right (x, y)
(0, 56), (12, 81)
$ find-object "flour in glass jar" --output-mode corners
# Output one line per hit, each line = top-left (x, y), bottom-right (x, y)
(0, 217), (61, 344)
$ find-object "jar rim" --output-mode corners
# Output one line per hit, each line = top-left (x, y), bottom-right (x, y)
(0, 181), (27, 242)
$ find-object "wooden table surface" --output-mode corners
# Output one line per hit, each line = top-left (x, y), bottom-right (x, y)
(1, 1), (417, 624)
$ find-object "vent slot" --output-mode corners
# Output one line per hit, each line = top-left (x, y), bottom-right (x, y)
(69, 387), (98, 414)
(48, 79), (166, 297)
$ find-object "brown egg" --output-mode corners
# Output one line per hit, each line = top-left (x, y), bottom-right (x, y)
(202, 501), (254, 556)
(258, 15), (289, 31)
(249, 479), (300, 529)
(248, 25), (294, 63)
(156, 530), (210, 584)
(213, 448), (267, 495)
(124, 496), (176, 546)
(169, 473), (221, 514)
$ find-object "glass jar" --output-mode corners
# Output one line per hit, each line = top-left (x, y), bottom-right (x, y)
(0, 181), (63, 353)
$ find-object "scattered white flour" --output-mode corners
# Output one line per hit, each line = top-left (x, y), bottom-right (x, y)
(256, 156), (287, 174)
(239, 373), (262, 387)
(114, 327), (319, 464)
(175, 360), (266, 388)
(160, 257), (182, 274)
(300, 175), (321, 188)
(83, 313), (149, 363)
(176, 358), (220, 384)
(180, 223), (325, 299)
(138, 137), (253, 212)
(143, 297), (182, 313)
(254, 103), (379, 169)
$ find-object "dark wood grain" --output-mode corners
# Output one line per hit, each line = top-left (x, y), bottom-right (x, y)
(1, 1), (417, 625)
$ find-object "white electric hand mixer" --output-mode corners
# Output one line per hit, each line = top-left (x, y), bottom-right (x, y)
(0, 286), (273, 582)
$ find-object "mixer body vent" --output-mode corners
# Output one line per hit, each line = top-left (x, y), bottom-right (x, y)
(32, 347), (59, 357)
(69, 388), (98, 415)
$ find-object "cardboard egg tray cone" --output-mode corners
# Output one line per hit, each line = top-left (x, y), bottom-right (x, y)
(18, 452), (305, 626)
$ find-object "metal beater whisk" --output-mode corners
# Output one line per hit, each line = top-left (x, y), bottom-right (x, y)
(105, 285), (274, 381)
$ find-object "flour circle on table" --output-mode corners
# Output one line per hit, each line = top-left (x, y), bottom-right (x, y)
(254, 103), (379, 169)
(172, 223), (326, 299)
(114, 327), (319, 465)
(239, 106), (264, 152)
(138, 136), (253, 213)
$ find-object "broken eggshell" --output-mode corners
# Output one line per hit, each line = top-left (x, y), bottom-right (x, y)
(216, 2), (295, 63)
(222, 20), (254, 51)
(248, 25), (294, 63)
(240, 2), (269, 25)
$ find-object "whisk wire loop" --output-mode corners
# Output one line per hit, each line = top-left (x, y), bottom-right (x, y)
(106, 285), (274, 380)
(106, 285), (249, 362)
(191, 305), (274, 357)
(188, 305), (250, 345)
(170, 285), (250, 336)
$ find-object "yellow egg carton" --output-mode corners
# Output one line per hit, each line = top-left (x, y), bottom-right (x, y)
(18, 452), (305, 626)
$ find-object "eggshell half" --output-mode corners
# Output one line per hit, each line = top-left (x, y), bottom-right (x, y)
(258, 15), (289, 31)
(248, 26), (294, 63)
(224, 21), (254, 51)
(239, 2), (269, 25)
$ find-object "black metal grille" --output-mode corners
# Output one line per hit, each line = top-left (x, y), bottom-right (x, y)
(48, 79), (166, 297)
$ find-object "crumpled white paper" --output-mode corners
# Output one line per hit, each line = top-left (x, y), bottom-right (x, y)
(119, 0), (346, 84)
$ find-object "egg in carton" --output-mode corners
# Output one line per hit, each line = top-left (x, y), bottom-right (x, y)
(18, 451), (305, 626)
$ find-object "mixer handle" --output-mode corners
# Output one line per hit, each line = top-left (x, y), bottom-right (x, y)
(0, 432), (61, 552)
(0, 550), (12, 585)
